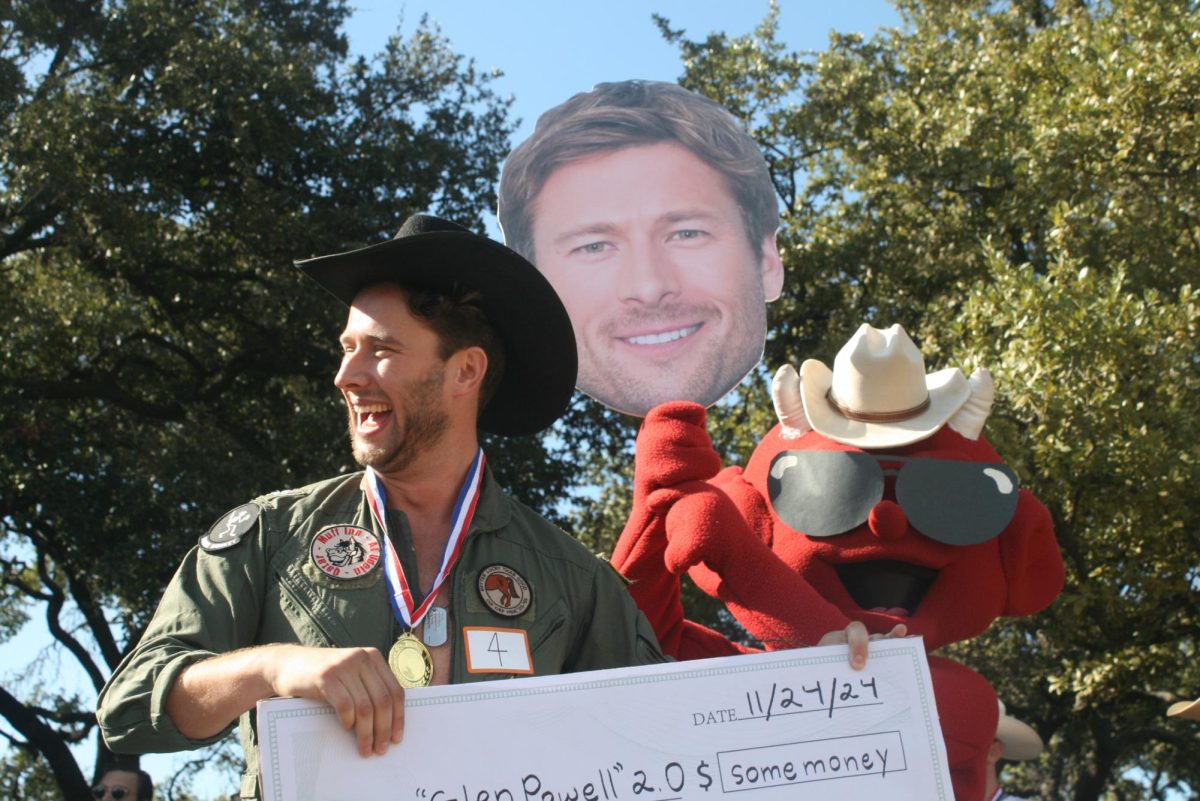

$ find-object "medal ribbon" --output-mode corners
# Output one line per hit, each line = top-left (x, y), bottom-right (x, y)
(366, 447), (485, 631)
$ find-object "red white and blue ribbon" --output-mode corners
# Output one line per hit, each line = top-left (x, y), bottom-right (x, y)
(365, 447), (486, 630)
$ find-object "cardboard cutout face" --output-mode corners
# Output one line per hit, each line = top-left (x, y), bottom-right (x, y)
(498, 80), (783, 417)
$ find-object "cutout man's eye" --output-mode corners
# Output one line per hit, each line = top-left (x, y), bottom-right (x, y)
(572, 241), (612, 255)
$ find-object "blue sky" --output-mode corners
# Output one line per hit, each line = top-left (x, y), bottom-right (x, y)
(3, 3), (902, 798)
(346, 0), (900, 145)
(346, 0), (900, 236)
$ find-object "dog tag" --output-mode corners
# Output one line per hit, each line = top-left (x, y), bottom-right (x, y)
(422, 606), (448, 648)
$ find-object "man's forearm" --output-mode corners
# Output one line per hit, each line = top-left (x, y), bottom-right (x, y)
(167, 642), (407, 757)
(165, 645), (284, 739)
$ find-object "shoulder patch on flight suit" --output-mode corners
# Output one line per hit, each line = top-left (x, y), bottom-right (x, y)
(199, 502), (260, 552)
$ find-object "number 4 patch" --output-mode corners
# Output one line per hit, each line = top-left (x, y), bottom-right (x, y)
(463, 627), (533, 675)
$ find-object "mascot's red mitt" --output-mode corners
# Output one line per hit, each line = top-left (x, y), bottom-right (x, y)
(612, 323), (1064, 801)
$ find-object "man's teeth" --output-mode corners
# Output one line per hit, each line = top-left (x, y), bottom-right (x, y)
(624, 324), (701, 346)
(354, 404), (390, 414)
(354, 404), (390, 425)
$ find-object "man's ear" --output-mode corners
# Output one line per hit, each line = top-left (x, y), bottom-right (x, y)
(760, 230), (785, 302)
(448, 346), (488, 398)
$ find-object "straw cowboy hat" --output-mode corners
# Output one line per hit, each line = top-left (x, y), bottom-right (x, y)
(799, 323), (970, 448)
(296, 214), (577, 437)
(996, 700), (1045, 761)
(1167, 697), (1200, 720)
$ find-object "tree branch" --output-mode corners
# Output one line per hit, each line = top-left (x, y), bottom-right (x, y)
(0, 184), (65, 262)
(0, 377), (187, 421)
(0, 686), (91, 800)
(33, 544), (108, 692)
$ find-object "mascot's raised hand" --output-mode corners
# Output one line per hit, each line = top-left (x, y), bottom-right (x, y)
(613, 387), (850, 659)
(611, 323), (1064, 801)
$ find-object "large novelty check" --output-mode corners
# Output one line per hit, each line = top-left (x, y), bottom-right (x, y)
(257, 636), (952, 801)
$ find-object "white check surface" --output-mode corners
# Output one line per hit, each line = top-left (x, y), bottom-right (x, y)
(257, 636), (951, 800)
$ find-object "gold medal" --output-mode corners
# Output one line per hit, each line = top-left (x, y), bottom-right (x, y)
(387, 632), (433, 688)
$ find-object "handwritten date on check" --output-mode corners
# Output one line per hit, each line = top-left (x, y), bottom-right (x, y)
(257, 636), (951, 801)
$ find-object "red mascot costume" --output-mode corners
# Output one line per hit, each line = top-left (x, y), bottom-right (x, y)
(613, 324), (1063, 801)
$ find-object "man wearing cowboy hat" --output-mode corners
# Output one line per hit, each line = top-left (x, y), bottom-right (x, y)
(96, 215), (670, 801)
(985, 700), (1045, 801)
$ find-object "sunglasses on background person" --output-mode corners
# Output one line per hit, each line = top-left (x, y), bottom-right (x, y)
(92, 784), (132, 800)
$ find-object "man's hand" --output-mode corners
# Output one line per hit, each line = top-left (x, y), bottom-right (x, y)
(167, 643), (406, 758)
(268, 645), (406, 757)
(818, 621), (908, 669)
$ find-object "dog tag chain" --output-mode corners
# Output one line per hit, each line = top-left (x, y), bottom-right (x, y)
(365, 449), (485, 687)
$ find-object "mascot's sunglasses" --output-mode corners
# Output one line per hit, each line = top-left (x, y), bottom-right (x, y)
(768, 450), (1019, 545)
(92, 785), (130, 800)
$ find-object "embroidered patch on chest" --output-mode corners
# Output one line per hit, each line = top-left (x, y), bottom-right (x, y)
(478, 564), (532, 617)
(310, 525), (381, 580)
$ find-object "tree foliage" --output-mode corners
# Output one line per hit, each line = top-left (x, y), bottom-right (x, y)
(0, 2), (524, 798)
(651, 0), (1200, 798)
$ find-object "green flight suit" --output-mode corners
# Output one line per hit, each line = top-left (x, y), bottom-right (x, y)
(97, 468), (666, 800)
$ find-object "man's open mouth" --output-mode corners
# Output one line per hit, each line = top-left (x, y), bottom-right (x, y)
(834, 560), (937, 617)
(353, 403), (392, 431)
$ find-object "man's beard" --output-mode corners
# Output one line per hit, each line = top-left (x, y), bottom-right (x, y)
(349, 366), (450, 475)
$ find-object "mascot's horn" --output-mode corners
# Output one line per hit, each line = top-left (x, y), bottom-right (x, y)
(947, 367), (995, 441)
(772, 364), (812, 438)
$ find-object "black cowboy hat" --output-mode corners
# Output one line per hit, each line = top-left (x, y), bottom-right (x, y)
(296, 214), (577, 436)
